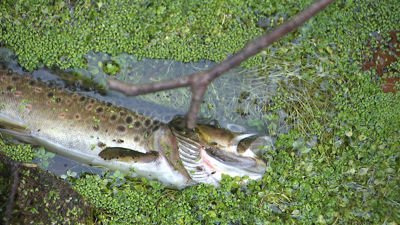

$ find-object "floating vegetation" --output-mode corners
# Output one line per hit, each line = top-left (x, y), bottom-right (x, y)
(101, 59), (120, 76)
(1, 0), (400, 224)
(362, 30), (400, 93)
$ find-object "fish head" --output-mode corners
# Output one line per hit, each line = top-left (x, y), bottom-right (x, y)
(168, 116), (267, 187)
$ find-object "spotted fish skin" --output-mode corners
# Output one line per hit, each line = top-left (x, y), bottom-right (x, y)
(0, 66), (162, 155)
(0, 63), (197, 189)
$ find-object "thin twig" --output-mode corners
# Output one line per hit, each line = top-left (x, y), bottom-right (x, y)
(4, 161), (22, 225)
(107, 0), (336, 129)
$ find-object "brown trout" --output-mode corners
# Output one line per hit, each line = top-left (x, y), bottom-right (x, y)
(0, 62), (266, 189)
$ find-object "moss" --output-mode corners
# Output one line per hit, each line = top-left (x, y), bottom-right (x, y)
(0, 151), (94, 224)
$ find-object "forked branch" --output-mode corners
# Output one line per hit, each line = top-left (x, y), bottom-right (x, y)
(107, 0), (336, 129)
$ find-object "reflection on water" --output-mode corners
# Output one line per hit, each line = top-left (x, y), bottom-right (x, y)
(31, 151), (106, 179)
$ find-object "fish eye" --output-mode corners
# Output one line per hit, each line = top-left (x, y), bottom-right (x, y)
(227, 124), (246, 133)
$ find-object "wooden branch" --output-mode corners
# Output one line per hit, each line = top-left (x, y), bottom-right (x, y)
(107, 0), (336, 129)
(0, 151), (37, 225)
(4, 160), (22, 225)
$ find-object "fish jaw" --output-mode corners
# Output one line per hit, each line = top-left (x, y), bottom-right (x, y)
(168, 116), (267, 187)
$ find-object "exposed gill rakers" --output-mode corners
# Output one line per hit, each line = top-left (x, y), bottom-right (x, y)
(172, 132), (210, 182)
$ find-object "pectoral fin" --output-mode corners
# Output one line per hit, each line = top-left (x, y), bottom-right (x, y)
(99, 147), (159, 163)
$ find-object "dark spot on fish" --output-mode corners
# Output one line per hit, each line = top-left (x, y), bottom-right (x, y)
(29, 80), (35, 86)
(47, 92), (54, 98)
(98, 142), (106, 147)
(56, 98), (61, 103)
(150, 151), (159, 156)
(80, 96), (86, 101)
(211, 171), (216, 175)
(93, 124), (100, 132)
(174, 126), (183, 132)
(134, 121), (141, 128)
(90, 99), (96, 104)
(210, 142), (217, 145)
(110, 114), (117, 121)
(116, 125), (126, 133)
(37, 129), (41, 132)
(133, 136), (139, 142)
(153, 120), (160, 125)
(106, 102), (112, 107)
(6, 86), (12, 91)
(126, 116), (133, 124)
(144, 119), (151, 127)
(119, 153), (126, 157)
(120, 112), (126, 117)
(117, 139), (124, 143)
(1, 64), (6, 70)
(196, 166), (203, 171)
(152, 125), (159, 132)
(11, 77), (18, 82)
(112, 139), (116, 142)
(96, 107), (103, 113)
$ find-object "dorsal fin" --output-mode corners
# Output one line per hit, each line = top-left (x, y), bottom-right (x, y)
(99, 147), (159, 163)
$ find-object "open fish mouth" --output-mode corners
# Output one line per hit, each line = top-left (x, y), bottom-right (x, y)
(168, 116), (267, 185)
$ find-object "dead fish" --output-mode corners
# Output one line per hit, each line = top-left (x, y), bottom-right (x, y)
(0, 63), (266, 189)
